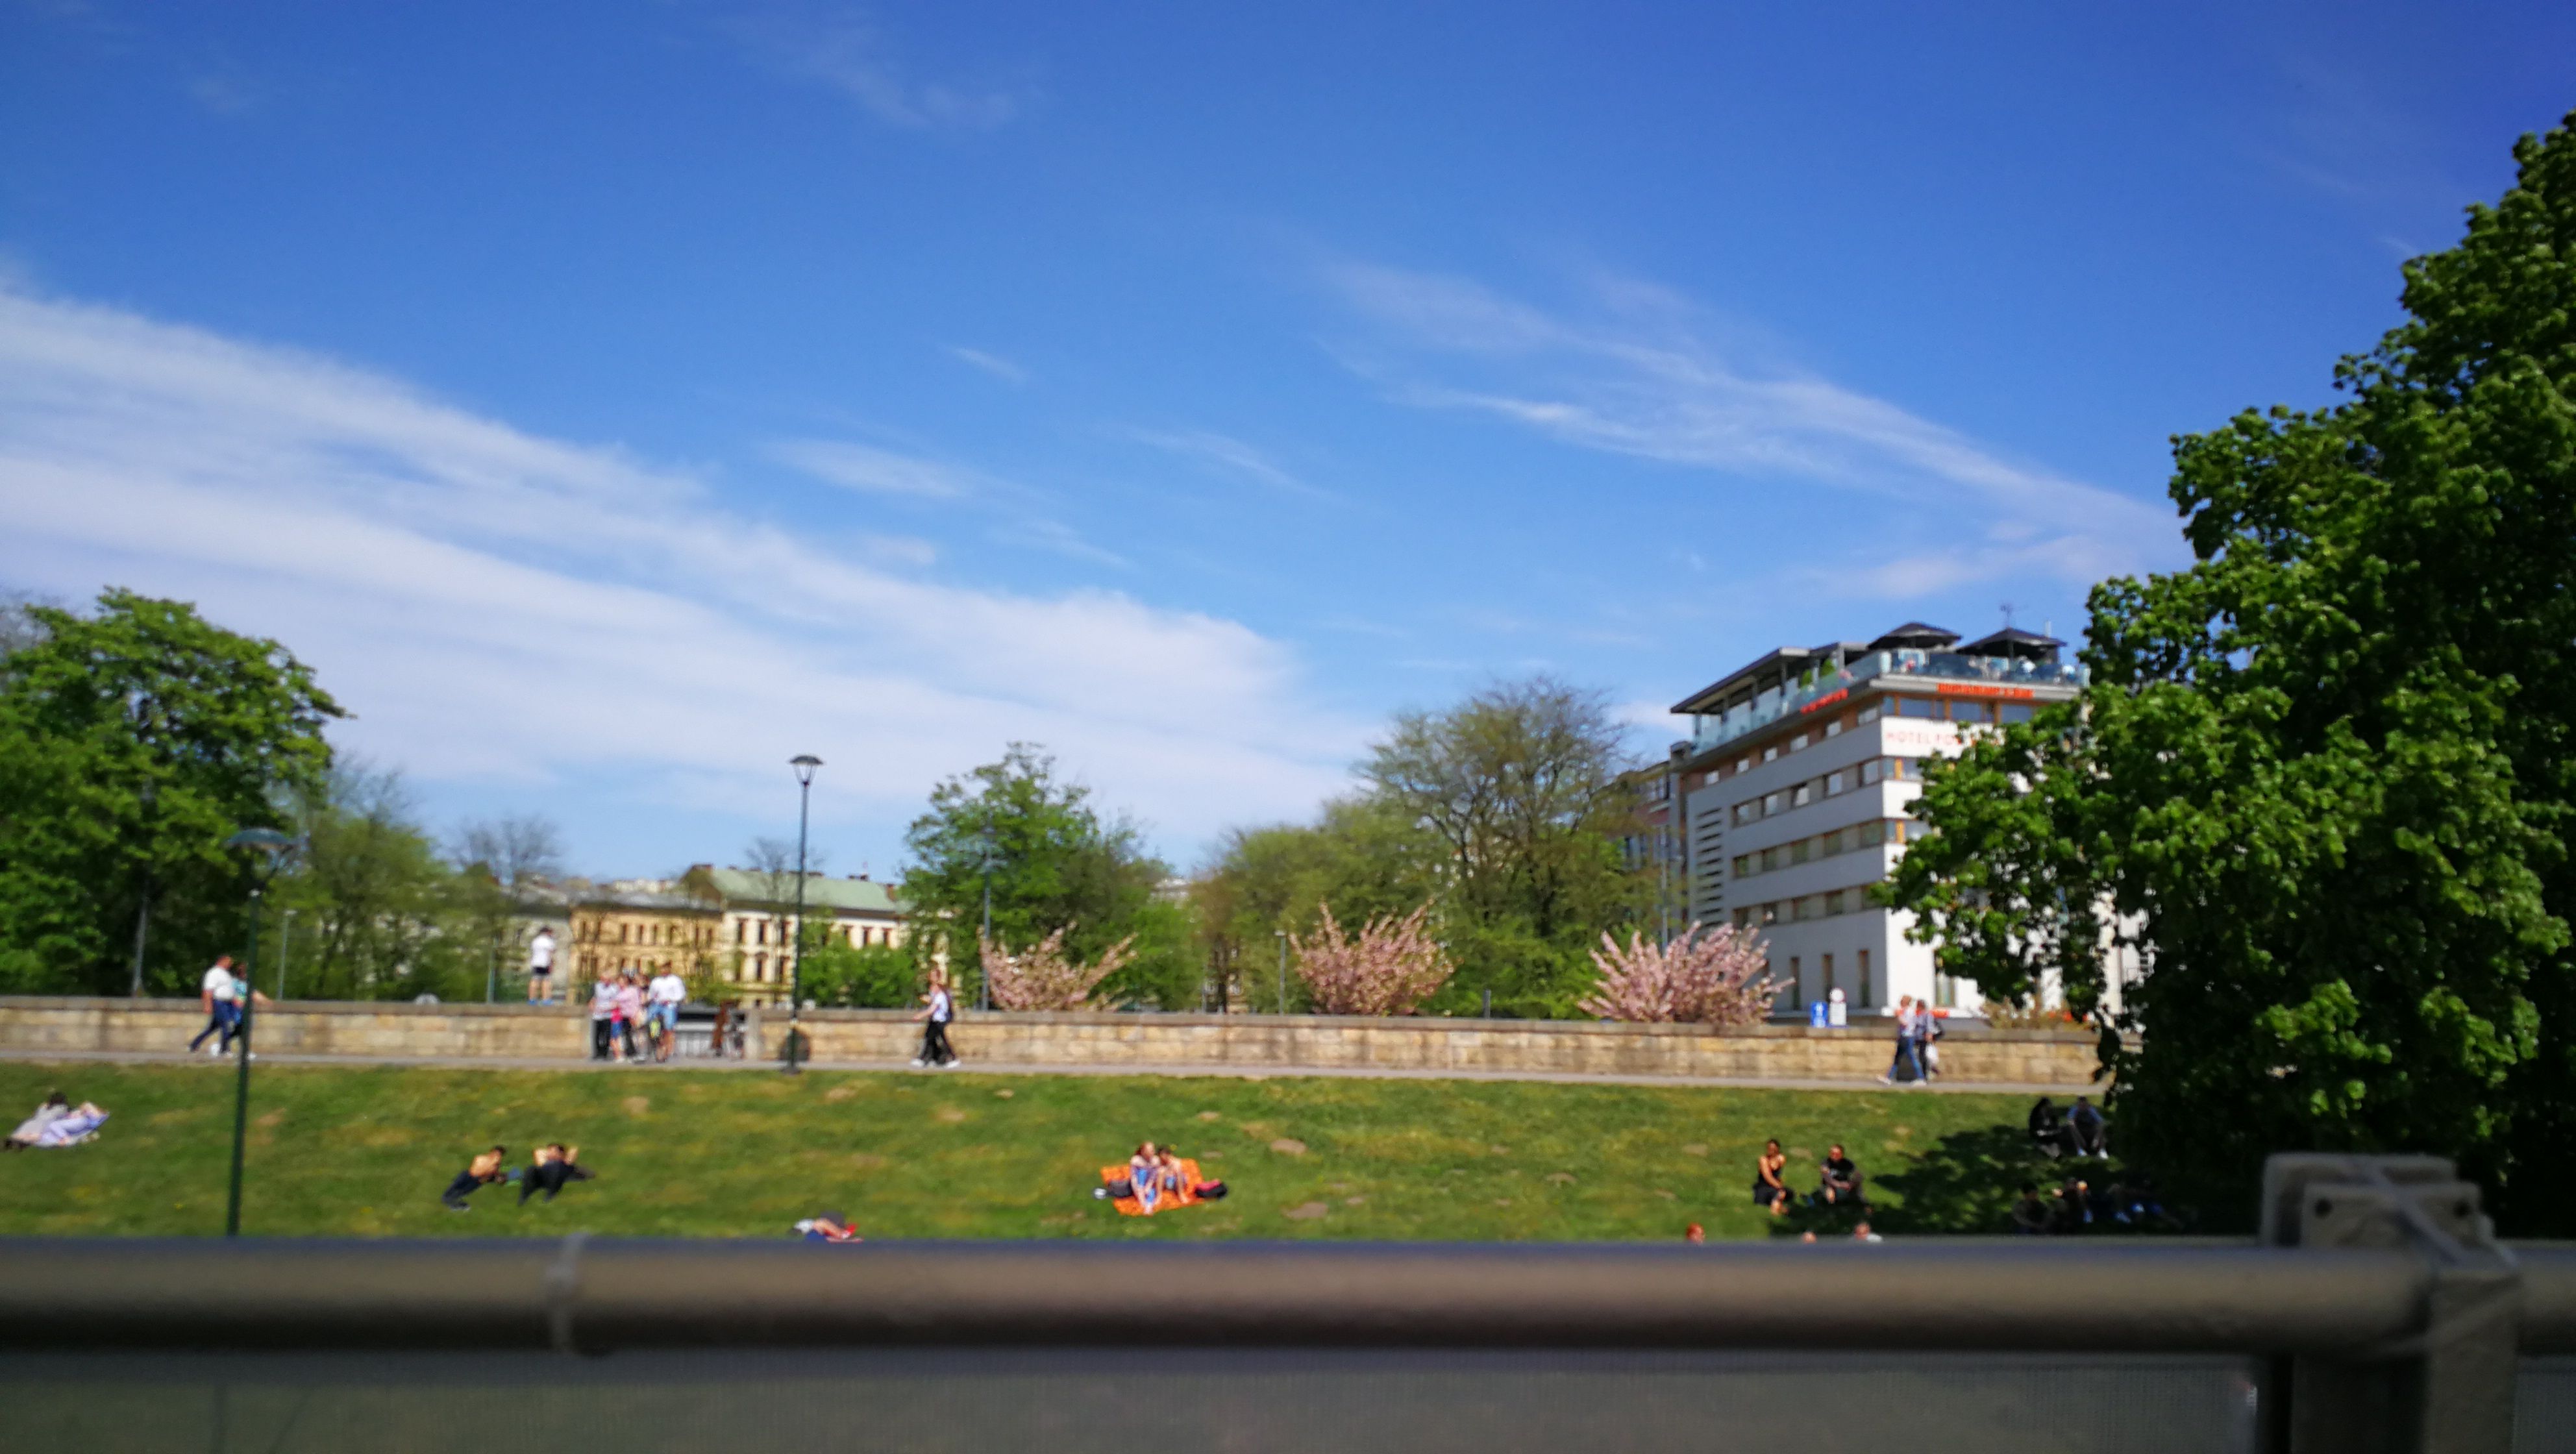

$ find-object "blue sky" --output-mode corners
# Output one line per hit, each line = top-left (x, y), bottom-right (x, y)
(2, 1), (2568, 878)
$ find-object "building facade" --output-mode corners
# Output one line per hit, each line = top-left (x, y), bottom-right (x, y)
(693, 867), (915, 1007)
(1668, 622), (2090, 1020)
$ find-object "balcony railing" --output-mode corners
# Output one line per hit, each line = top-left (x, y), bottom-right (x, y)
(0, 1156), (2564, 1453)
(1691, 649), (2091, 752)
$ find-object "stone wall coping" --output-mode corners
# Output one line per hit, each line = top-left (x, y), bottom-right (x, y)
(0, 995), (2098, 1043)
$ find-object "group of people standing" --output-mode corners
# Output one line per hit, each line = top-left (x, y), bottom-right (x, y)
(588, 968), (687, 1063)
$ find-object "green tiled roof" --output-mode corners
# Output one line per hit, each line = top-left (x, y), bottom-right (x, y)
(701, 867), (902, 915)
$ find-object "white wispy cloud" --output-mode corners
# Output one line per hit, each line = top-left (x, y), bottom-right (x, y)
(724, 9), (1026, 131)
(944, 345), (1028, 384)
(766, 437), (985, 499)
(1326, 262), (2175, 591)
(0, 287), (1361, 844)
(1121, 427), (1336, 503)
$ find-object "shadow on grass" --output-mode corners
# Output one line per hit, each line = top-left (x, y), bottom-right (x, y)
(1766, 1124), (2168, 1238)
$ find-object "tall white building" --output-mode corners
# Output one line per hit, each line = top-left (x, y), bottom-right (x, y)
(1668, 622), (2088, 1020)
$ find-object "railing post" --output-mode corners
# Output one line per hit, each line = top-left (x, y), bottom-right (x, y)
(2260, 1153), (2521, 1454)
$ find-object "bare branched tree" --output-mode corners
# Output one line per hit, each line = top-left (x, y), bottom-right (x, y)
(453, 815), (566, 891)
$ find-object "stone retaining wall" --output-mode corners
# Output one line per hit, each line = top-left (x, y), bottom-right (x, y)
(0, 997), (2107, 1087)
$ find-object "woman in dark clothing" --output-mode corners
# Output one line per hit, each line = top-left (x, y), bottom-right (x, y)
(519, 1144), (595, 1204)
(1752, 1139), (1791, 1216)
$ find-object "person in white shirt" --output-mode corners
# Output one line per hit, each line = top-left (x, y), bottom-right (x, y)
(911, 973), (959, 1068)
(646, 970), (687, 1062)
(525, 928), (558, 1004)
(189, 957), (239, 1055)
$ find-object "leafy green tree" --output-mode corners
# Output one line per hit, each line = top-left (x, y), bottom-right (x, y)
(1887, 114), (2576, 1234)
(798, 937), (923, 1009)
(1200, 678), (1652, 1018)
(900, 744), (1195, 1009)
(0, 589), (340, 994)
(269, 766), (478, 1001)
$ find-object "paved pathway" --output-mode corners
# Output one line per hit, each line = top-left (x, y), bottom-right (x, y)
(0, 1045), (2075, 1097)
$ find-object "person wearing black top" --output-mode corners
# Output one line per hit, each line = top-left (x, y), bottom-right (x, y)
(1816, 1144), (1865, 1207)
(2010, 1183), (2051, 1235)
(519, 1144), (595, 1205)
(2028, 1097), (2075, 1159)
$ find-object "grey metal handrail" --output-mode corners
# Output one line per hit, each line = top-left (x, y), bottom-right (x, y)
(1, 1237), (2563, 1356)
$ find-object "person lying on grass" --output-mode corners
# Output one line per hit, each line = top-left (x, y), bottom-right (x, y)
(795, 1211), (862, 1243)
(519, 1144), (595, 1205)
(441, 1146), (510, 1211)
(5, 1092), (109, 1150)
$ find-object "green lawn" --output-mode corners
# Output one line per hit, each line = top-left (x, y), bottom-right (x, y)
(0, 1061), (2062, 1240)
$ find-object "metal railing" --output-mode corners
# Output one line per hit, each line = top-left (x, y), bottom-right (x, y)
(0, 1157), (2569, 1453)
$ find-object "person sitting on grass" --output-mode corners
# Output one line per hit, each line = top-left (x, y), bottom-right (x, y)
(1752, 1139), (1792, 1216)
(2028, 1098), (2075, 1159)
(1814, 1144), (1865, 1208)
(5, 1092), (109, 1150)
(1685, 1223), (1706, 1244)
(1128, 1142), (1164, 1214)
(519, 1144), (596, 1205)
(2011, 1183), (2052, 1236)
(1851, 1220), (1883, 1243)
(2069, 1097), (2109, 1159)
(441, 1146), (510, 1211)
(1155, 1145), (1194, 1200)
(795, 1211), (862, 1243)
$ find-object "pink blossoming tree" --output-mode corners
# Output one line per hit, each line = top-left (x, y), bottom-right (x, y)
(1292, 902), (1452, 1016)
(981, 926), (1135, 1011)
(1579, 923), (1777, 1027)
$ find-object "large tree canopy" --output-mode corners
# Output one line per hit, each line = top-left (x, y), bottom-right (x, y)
(0, 589), (340, 992)
(900, 744), (1192, 1009)
(1202, 676), (1650, 1018)
(1888, 114), (2576, 1233)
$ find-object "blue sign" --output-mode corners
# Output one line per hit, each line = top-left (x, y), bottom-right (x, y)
(1809, 1001), (1830, 1028)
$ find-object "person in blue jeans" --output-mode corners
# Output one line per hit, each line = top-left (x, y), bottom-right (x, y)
(1879, 996), (1927, 1085)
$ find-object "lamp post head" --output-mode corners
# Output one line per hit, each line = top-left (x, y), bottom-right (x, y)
(225, 828), (296, 861)
(790, 754), (823, 787)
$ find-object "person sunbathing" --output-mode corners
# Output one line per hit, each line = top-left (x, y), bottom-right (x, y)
(796, 1211), (862, 1243)
(5, 1092), (109, 1150)
(1154, 1146), (1190, 1199)
(519, 1144), (596, 1205)
(440, 1146), (510, 1211)
(1129, 1142), (1163, 1213)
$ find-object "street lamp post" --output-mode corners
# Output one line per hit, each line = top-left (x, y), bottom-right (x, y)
(1274, 929), (1288, 1015)
(222, 828), (295, 1238)
(977, 823), (995, 1011)
(784, 755), (823, 1076)
(129, 780), (156, 998)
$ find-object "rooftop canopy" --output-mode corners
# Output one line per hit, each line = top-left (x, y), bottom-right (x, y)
(1866, 621), (1959, 652)
(1955, 626), (2065, 664)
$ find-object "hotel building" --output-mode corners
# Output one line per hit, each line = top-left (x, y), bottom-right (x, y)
(1667, 622), (2089, 1019)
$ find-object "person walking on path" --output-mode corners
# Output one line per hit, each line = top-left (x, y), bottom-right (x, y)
(1879, 996), (1927, 1086)
(588, 974), (619, 1061)
(912, 973), (959, 1068)
(525, 927), (558, 1004)
(189, 956), (240, 1055)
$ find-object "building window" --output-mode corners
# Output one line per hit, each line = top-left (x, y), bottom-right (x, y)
(1763, 745), (1779, 763)
(1898, 696), (1937, 719)
(1858, 702), (1881, 724)
(1824, 719), (1842, 738)
(1820, 953), (1835, 1000)
(1826, 770), (1846, 795)
(1934, 970), (1955, 1009)
(1789, 955), (1802, 1001)
(1736, 757), (1752, 774)
(1950, 700), (1993, 725)
(1791, 783), (1812, 807)
(1790, 732), (1808, 751)
(1858, 949), (1874, 1009)
(2000, 704), (2035, 724)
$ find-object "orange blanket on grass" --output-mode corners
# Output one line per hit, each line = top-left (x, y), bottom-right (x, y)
(1100, 1158), (1204, 1217)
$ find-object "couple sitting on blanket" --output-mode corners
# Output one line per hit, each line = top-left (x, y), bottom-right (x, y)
(5, 1091), (108, 1150)
(1098, 1140), (1226, 1215)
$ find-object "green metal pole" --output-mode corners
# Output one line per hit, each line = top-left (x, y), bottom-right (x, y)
(225, 886), (260, 1238)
